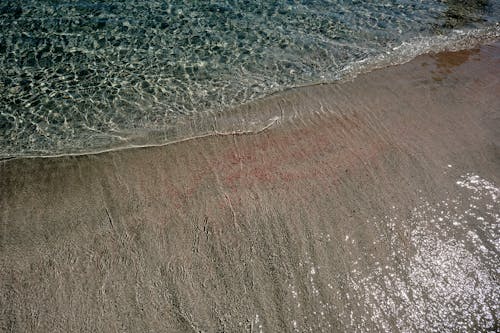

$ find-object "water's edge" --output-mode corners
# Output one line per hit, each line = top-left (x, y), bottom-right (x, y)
(2, 31), (498, 162)
(1, 39), (498, 332)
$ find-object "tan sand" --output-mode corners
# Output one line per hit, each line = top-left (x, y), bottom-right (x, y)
(1, 43), (499, 332)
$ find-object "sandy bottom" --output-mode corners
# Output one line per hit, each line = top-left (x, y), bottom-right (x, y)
(1, 43), (499, 332)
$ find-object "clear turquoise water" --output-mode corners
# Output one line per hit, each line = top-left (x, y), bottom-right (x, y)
(1, 0), (499, 157)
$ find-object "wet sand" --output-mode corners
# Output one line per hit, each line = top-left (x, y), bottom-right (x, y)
(1, 43), (499, 332)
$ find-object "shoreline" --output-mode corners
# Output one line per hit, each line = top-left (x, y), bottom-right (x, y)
(2, 34), (499, 162)
(1, 42), (499, 332)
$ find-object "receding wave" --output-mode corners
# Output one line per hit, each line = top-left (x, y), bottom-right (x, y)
(0, 1), (499, 158)
(339, 26), (500, 81)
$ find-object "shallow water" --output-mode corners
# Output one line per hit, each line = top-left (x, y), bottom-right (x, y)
(340, 173), (499, 331)
(0, 1), (499, 157)
(1, 44), (499, 332)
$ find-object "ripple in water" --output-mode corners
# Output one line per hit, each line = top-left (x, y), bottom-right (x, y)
(0, 0), (499, 157)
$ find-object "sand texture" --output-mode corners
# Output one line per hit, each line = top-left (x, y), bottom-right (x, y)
(1, 44), (499, 332)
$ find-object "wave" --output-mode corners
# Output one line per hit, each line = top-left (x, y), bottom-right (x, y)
(1, 24), (499, 160)
(338, 25), (500, 82)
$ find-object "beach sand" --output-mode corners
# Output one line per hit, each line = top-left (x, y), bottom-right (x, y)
(1, 43), (499, 332)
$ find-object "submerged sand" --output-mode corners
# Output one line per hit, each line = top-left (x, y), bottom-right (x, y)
(1, 43), (499, 332)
